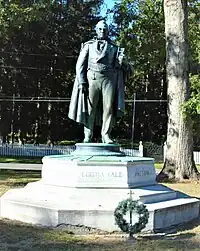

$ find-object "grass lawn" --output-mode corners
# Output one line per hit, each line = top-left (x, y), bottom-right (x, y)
(0, 156), (200, 172)
(1, 170), (200, 250)
(155, 163), (200, 171)
(0, 156), (42, 164)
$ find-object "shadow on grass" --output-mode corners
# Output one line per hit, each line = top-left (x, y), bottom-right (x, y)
(0, 218), (200, 251)
(0, 156), (42, 164)
(0, 170), (41, 180)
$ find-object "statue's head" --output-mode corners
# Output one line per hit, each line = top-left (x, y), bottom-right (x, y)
(95, 20), (109, 40)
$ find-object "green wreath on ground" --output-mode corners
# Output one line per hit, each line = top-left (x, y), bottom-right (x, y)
(114, 198), (149, 235)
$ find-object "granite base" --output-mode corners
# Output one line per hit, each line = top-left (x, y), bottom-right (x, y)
(1, 152), (200, 232)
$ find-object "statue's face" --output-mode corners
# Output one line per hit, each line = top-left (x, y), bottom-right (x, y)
(95, 22), (108, 39)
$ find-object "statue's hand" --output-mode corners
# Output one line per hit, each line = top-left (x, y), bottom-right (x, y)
(118, 54), (124, 66)
(117, 48), (125, 66)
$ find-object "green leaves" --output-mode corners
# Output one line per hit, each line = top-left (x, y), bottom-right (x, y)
(183, 75), (200, 116)
(112, 0), (165, 98)
(114, 198), (149, 235)
(110, 0), (200, 143)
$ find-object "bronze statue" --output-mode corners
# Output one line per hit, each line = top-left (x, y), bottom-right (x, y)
(68, 20), (132, 143)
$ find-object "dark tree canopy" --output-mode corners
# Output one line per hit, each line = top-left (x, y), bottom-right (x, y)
(0, 0), (103, 144)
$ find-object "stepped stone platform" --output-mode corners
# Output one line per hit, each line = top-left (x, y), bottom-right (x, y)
(0, 143), (200, 232)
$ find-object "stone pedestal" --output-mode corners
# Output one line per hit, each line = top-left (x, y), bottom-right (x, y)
(0, 143), (200, 232)
(71, 143), (125, 156)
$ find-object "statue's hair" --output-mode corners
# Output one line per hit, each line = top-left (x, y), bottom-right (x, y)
(95, 20), (108, 29)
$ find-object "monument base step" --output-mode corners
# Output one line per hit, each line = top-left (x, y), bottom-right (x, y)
(0, 181), (199, 232)
(24, 181), (178, 204)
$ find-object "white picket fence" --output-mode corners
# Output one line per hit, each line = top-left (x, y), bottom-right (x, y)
(0, 142), (143, 158)
(0, 144), (75, 157)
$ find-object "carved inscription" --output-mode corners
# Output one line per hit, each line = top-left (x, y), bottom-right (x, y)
(80, 167), (154, 184)
(81, 169), (153, 179)
(108, 172), (123, 178)
(81, 172), (104, 178)
(81, 171), (123, 179)
(134, 169), (153, 177)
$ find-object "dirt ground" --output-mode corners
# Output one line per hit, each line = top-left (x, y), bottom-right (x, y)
(1, 217), (200, 251)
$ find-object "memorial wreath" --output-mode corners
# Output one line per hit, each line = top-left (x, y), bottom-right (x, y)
(114, 198), (149, 234)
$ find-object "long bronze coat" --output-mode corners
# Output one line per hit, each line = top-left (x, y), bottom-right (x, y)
(68, 39), (129, 126)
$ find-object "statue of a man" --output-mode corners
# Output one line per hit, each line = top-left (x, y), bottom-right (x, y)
(68, 20), (131, 143)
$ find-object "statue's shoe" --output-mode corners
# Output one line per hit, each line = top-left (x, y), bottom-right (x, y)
(83, 136), (92, 143)
(102, 135), (113, 144)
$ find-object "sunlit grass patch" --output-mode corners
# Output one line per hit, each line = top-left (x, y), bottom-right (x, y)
(0, 170), (41, 196)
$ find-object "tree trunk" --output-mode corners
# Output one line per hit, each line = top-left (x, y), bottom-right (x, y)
(158, 0), (199, 181)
